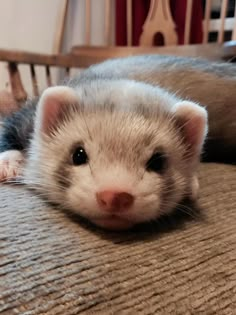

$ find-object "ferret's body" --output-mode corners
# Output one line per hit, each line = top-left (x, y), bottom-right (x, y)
(0, 55), (235, 230)
(1, 55), (235, 161)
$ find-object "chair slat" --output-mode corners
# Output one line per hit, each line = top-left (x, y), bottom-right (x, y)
(218, 0), (228, 44)
(53, 0), (69, 53)
(203, 0), (212, 43)
(127, 0), (132, 46)
(184, 0), (193, 44)
(85, 0), (91, 45)
(7, 62), (27, 102)
(45, 65), (52, 87)
(233, 2), (236, 40)
(65, 67), (70, 76)
(104, 0), (111, 45)
(30, 64), (39, 96)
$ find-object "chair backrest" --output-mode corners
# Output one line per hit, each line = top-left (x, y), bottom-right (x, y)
(74, 0), (236, 46)
(0, 49), (82, 103)
(1, 0), (236, 103)
(1, 41), (236, 104)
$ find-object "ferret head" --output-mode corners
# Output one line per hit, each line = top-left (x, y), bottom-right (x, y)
(25, 80), (207, 230)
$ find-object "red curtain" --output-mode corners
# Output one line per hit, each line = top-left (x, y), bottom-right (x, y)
(115, 0), (203, 46)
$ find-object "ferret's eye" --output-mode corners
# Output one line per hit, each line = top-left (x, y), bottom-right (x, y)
(72, 147), (88, 165)
(146, 152), (167, 173)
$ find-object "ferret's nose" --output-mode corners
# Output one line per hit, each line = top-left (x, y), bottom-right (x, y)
(96, 191), (134, 211)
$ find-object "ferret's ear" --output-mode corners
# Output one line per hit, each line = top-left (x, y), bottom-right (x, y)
(173, 101), (208, 157)
(36, 86), (78, 134)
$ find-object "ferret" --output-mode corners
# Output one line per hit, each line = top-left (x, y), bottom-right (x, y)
(0, 55), (235, 230)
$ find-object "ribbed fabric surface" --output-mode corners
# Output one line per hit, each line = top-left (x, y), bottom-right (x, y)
(0, 163), (235, 315)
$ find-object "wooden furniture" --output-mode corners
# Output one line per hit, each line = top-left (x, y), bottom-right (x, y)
(0, 41), (236, 104)
(67, 0), (236, 47)
(0, 49), (82, 103)
(71, 42), (236, 66)
(1, 0), (236, 103)
(139, 0), (177, 46)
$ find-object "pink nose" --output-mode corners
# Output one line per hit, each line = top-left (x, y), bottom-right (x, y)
(96, 191), (134, 212)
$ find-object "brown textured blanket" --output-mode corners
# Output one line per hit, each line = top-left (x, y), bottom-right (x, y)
(0, 163), (235, 314)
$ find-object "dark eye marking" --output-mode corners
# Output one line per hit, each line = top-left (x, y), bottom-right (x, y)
(146, 152), (167, 173)
(72, 146), (88, 166)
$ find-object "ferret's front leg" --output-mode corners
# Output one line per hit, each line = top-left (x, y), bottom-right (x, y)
(0, 150), (25, 181)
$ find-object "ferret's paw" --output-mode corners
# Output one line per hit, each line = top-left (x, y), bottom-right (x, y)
(0, 150), (24, 182)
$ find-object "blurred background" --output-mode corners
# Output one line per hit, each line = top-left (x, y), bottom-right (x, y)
(0, 0), (236, 112)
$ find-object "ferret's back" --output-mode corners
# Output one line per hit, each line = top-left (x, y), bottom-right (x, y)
(75, 55), (236, 82)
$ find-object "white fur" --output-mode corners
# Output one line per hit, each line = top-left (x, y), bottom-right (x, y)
(172, 101), (208, 153)
(24, 81), (205, 230)
(0, 150), (24, 181)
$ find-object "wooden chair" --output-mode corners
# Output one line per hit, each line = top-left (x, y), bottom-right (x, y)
(0, 41), (235, 107)
(0, 49), (82, 104)
(1, 0), (236, 105)
(71, 0), (236, 66)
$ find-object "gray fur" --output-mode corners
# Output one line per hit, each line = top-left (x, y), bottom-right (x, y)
(0, 98), (38, 152)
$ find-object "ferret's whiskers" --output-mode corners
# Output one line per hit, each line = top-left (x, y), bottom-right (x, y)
(176, 203), (199, 219)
